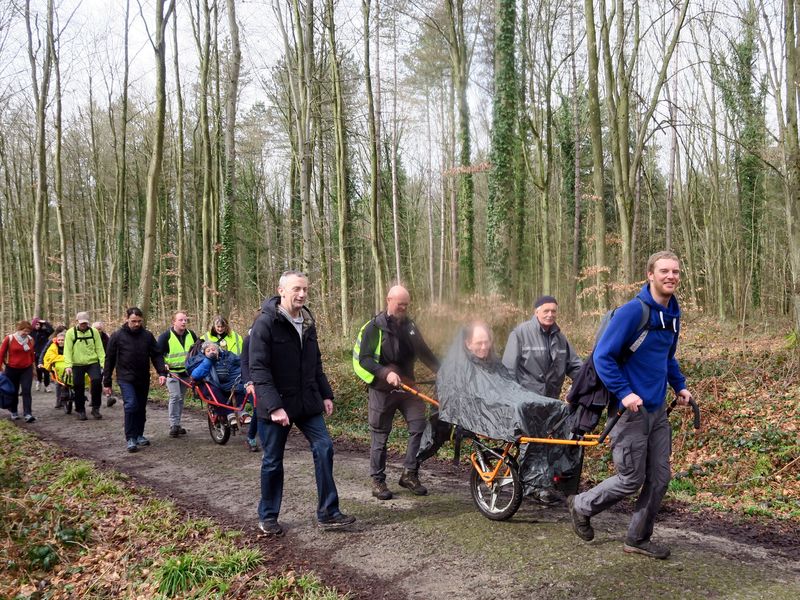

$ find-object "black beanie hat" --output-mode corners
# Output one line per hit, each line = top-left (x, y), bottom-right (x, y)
(534, 295), (558, 309)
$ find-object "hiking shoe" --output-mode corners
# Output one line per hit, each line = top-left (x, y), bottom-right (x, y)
(77, 411), (88, 421)
(318, 512), (356, 529)
(398, 470), (428, 496)
(246, 437), (259, 452)
(10, 413), (19, 421)
(371, 479), (393, 500)
(126, 439), (138, 453)
(177, 427), (187, 435)
(623, 540), (671, 560)
(532, 488), (565, 505)
(64, 400), (73, 414)
(169, 425), (180, 438)
(258, 520), (284, 537)
(136, 435), (151, 447)
(24, 414), (36, 423)
(54, 398), (62, 409)
(91, 408), (102, 419)
(106, 396), (117, 408)
(567, 495), (594, 541)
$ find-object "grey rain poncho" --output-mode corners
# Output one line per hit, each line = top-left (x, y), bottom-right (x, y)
(420, 333), (582, 494)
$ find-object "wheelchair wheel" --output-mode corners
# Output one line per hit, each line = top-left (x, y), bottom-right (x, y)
(208, 412), (231, 445)
(469, 450), (523, 521)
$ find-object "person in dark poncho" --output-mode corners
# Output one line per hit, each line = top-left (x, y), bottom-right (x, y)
(424, 322), (581, 497)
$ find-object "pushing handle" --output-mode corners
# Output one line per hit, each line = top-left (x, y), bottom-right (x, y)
(668, 397), (701, 429)
(597, 407), (626, 444)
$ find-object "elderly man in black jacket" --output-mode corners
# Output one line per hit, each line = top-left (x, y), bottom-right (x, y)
(249, 270), (355, 537)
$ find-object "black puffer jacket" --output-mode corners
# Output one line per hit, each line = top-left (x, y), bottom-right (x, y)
(249, 296), (333, 422)
(103, 324), (167, 386)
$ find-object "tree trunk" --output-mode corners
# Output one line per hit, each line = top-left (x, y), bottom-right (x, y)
(138, 0), (175, 317)
(26, 0), (55, 319)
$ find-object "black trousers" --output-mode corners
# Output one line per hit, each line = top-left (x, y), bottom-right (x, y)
(72, 363), (102, 412)
(5, 365), (33, 415)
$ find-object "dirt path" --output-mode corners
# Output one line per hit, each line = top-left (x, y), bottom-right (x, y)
(19, 390), (800, 600)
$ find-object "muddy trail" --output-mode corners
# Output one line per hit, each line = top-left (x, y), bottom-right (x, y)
(19, 389), (800, 600)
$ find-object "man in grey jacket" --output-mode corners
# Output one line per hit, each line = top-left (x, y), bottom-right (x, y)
(502, 295), (582, 503)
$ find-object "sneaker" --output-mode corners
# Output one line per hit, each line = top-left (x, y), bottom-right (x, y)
(567, 495), (594, 541)
(106, 396), (117, 408)
(90, 408), (102, 419)
(227, 413), (237, 427)
(623, 540), (671, 560)
(10, 412), (19, 421)
(77, 411), (88, 421)
(127, 439), (138, 453)
(169, 425), (180, 438)
(136, 435), (151, 447)
(44, 385), (52, 393)
(246, 437), (259, 452)
(258, 520), (284, 537)
(24, 414), (36, 423)
(532, 488), (565, 505)
(371, 479), (393, 500)
(35, 381), (41, 392)
(398, 469), (428, 496)
(318, 512), (356, 529)
(240, 413), (252, 425)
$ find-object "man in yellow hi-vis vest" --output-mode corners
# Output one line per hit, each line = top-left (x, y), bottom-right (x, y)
(157, 312), (198, 437)
(355, 285), (439, 501)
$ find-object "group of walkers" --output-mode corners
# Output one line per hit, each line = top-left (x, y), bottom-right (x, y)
(1, 250), (693, 559)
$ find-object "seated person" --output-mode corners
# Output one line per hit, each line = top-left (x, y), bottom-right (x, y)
(432, 322), (581, 499)
(187, 342), (245, 426)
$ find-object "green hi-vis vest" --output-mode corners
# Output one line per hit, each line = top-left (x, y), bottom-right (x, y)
(352, 320), (382, 384)
(166, 330), (196, 371)
(205, 331), (243, 355)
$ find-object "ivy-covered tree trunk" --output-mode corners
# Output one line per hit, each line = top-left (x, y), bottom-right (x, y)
(486, 0), (516, 293)
(219, 0), (241, 311)
(784, 0), (800, 332)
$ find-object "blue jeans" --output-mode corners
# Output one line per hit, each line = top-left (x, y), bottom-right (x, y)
(118, 381), (149, 441)
(257, 413), (340, 522)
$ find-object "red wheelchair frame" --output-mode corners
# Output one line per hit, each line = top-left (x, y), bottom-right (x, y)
(168, 372), (255, 445)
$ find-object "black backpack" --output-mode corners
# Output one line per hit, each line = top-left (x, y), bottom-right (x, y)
(566, 298), (651, 435)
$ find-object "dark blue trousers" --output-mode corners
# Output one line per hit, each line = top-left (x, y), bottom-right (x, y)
(118, 381), (149, 441)
(257, 413), (340, 522)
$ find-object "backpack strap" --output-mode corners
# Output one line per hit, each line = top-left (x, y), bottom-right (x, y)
(627, 298), (651, 354)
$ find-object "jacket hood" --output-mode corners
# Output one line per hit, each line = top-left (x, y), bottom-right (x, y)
(637, 284), (680, 325)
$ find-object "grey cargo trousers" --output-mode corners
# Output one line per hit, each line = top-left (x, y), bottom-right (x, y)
(368, 387), (427, 481)
(573, 403), (671, 544)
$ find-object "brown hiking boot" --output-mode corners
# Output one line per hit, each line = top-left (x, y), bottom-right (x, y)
(372, 479), (393, 500)
(623, 540), (670, 559)
(567, 495), (594, 541)
(398, 469), (428, 496)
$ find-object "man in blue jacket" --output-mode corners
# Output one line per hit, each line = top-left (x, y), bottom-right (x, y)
(249, 270), (355, 537)
(568, 251), (693, 560)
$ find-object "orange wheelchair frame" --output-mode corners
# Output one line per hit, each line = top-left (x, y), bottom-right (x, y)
(169, 372), (255, 445)
(401, 383), (700, 521)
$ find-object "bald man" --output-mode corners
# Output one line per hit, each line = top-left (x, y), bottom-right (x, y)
(355, 286), (440, 500)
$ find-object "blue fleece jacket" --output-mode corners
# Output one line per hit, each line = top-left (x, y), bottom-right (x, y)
(594, 284), (687, 411)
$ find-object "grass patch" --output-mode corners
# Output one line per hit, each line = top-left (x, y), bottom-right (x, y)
(0, 420), (349, 599)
